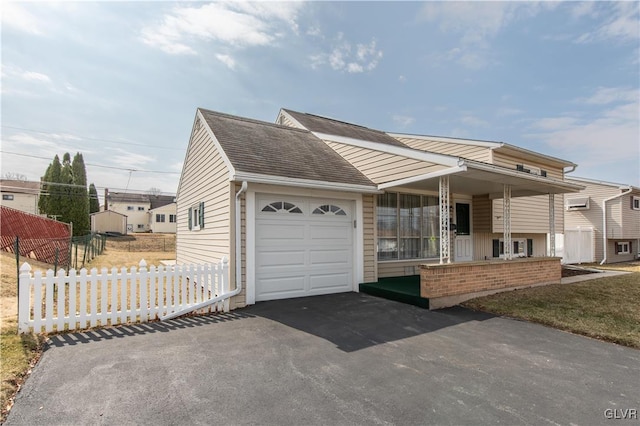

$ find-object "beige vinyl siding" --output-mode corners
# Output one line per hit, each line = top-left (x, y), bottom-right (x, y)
(278, 113), (303, 129)
(608, 240), (637, 263)
(472, 194), (492, 233)
(176, 121), (232, 266)
(564, 180), (640, 262)
(363, 193), (377, 282)
(394, 136), (490, 162)
(473, 233), (547, 260)
(492, 195), (563, 234)
(492, 151), (564, 179)
(149, 203), (177, 233)
(91, 211), (127, 234)
(621, 191), (640, 238)
(325, 141), (448, 184)
(0, 193), (39, 215)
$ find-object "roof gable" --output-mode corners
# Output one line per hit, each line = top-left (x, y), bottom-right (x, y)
(199, 109), (374, 187)
(282, 109), (406, 147)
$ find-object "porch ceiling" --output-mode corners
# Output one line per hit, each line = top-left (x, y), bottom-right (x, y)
(385, 163), (584, 198)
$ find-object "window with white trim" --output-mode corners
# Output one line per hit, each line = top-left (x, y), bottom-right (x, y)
(156, 214), (165, 223)
(127, 206), (134, 211)
(137, 224), (145, 230)
(632, 196), (640, 210)
(169, 214), (176, 223)
(2, 194), (14, 200)
(138, 206), (145, 211)
(615, 241), (631, 255)
(492, 238), (533, 258)
(377, 193), (440, 261)
(312, 204), (346, 216)
(188, 202), (205, 231)
(261, 201), (303, 214)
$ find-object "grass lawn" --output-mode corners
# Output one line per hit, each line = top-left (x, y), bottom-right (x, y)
(0, 236), (176, 423)
(463, 263), (640, 349)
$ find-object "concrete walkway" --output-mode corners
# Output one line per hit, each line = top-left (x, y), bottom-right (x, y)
(560, 267), (631, 284)
(6, 293), (639, 425)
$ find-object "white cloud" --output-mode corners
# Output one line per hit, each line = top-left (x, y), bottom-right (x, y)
(420, 2), (555, 69)
(580, 87), (638, 105)
(1, 2), (45, 35)
(571, 2), (598, 19)
(575, 2), (639, 44)
(392, 115), (415, 127)
(398, 75), (406, 83)
(526, 87), (639, 179)
(140, 2), (304, 55)
(311, 36), (383, 73)
(22, 71), (51, 83)
(215, 54), (236, 70)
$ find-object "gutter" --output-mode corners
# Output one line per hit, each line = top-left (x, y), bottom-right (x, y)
(161, 181), (248, 321)
(600, 186), (632, 265)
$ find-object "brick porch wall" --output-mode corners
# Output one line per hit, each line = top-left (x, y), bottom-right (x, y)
(420, 257), (562, 300)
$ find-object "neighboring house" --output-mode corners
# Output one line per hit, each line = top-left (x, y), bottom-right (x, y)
(0, 180), (40, 215)
(149, 202), (177, 233)
(177, 108), (583, 310)
(564, 177), (640, 264)
(91, 210), (128, 235)
(105, 191), (175, 233)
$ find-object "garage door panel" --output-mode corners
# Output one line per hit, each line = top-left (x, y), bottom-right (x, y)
(257, 276), (306, 298)
(257, 250), (305, 269)
(309, 272), (351, 291)
(255, 195), (355, 302)
(258, 224), (306, 243)
(309, 249), (351, 267)
(309, 224), (352, 241)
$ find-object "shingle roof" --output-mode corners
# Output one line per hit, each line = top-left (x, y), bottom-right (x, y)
(199, 109), (374, 187)
(0, 180), (40, 195)
(107, 192), (150, 204)
(149, 196), (176, 210)
(282, 109), (406, 147)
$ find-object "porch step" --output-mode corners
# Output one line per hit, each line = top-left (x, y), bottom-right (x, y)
(359, 276), (429, 309)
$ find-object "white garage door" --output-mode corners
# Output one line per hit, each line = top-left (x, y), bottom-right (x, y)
(255, 195), (354, 301)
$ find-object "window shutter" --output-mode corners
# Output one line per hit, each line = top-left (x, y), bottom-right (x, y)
(492, 239), (499, 258)
(527, 239), (533, 256)
(188, 208), (192, 230)
(629, 241), (633, 254)
(615, 243), (620, 254)
(199, 201), (205, 228)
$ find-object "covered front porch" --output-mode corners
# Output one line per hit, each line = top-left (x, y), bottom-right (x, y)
(366, 159), (583, 309)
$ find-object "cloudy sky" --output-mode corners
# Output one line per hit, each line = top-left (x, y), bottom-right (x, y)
(2, 1), (639, 201)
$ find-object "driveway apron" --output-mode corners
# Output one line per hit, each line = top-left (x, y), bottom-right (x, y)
(6, 293), (639, 425)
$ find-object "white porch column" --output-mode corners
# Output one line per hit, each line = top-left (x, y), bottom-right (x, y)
(503, 184), (512, 260)
(549, 193), (556, 257)
(439, 175), (450, 264)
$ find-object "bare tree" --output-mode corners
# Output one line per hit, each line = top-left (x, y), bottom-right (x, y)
(148, 187), (163, 196)
(4, 172), (28, 181)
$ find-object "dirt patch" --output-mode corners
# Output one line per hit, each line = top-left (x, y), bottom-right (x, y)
(561, 267), (599, 278)
(105, 233), (175, 252)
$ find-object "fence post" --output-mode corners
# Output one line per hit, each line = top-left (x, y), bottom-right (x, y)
(18, 263), (32, 334)
(14, 236), (20, 302)
(222, 257), (230, 313)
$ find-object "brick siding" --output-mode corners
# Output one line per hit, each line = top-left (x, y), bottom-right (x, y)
(420, 258), (561, 299)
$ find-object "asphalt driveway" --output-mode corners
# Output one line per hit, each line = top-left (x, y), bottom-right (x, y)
(7, 293), (639, 425)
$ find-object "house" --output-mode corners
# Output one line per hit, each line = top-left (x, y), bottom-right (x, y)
(177, 108), (583, 310)
(149, 202), (177, 233)
(0, 180), (40, 215)
(564, 177), (640, 264)
(105, 191), (176, 233)
(91, 210), (128, 235)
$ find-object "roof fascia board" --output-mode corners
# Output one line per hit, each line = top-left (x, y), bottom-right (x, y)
(465, 161), (585, 192)
(313, 132), (460, 167)
(387, 132), (501, 148)
(378, 165), (468, 190)
(496, 144), (576, 168)
(567, 176), (638, 191)
(233, 172), (381, 194)
(197, 109), (236, 180)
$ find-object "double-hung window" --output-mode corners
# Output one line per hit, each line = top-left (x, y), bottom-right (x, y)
(377, 193), (440, 261)
(156, 214), (165, 223)
(188, 202), (205, 231)
(169, 214), (176, 223)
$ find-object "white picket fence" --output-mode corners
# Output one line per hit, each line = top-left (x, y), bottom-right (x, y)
(18, 258), (230, 334)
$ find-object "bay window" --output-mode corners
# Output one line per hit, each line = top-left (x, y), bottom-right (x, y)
(377, 192), (440, 261)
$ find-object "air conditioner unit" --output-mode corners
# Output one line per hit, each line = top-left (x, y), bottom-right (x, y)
(566, 197), (590, 211)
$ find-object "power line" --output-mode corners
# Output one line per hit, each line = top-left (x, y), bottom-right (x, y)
(0, 151), (181, 174)
(1, 125), (184, 151)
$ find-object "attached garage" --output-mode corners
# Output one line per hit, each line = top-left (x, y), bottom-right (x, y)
(254, 195), (355, 301)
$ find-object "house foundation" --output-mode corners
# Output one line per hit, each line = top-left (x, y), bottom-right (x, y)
(421, 257), (562, 309)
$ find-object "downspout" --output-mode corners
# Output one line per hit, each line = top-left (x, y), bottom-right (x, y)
(600, 187), (632, 265)
(160, 181), (248, 321)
